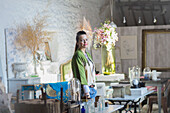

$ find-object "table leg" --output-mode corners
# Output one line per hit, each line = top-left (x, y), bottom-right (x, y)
(34, 85), (36, 99)
(157, 86), (162, 113)
(134, 102), (137, 113)
(21, 86), (24, 100)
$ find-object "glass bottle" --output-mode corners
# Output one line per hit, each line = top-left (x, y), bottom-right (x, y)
(81, 106), (85, 113)
(68, 78), (81, 102)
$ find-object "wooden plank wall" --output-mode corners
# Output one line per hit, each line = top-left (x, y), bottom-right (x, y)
(116, 25), (170, 78)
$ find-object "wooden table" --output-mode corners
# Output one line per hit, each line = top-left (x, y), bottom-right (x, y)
(106, 90), (154, 113)
(141, 79), (168, 113)
(0, 105), (10, 113)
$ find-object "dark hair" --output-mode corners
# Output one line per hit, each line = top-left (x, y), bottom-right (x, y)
(75, 30), (86, 52)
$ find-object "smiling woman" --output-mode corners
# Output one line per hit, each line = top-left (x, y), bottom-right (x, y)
(71, 31), (97, 99)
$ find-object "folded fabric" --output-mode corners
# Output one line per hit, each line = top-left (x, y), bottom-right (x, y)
(89, 87), (97, 101)
(43, 82), (69, 103)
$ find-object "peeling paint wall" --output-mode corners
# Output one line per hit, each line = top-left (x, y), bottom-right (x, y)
(0, 0), (110, 91)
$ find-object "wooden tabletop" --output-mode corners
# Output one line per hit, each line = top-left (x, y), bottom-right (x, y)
(140, 78), (168, 84)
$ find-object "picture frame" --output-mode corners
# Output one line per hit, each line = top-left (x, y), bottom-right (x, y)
(142, 29), (170, 71)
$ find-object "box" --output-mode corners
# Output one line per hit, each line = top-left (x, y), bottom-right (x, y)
(111, 84), (131, 98)
(130, 87), (147, 96)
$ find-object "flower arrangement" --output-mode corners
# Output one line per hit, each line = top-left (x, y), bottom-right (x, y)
(15, 13), (53, 74)
(93, 20), (118, 51)
(93, 20), (118, 74)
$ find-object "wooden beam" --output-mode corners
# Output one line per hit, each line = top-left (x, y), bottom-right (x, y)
(141, 8), (146, 25)
(139, 0), (146, 25)
(128, 0), (137, 26)
(158, 0), (167, 25)
(117, 1), (170, 6)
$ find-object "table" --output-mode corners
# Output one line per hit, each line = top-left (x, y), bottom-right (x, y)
(96, 105), (124, 113)
(106, 90), (154, 113)
(95, 74), (125, 86)
(141, 79), (168, 113)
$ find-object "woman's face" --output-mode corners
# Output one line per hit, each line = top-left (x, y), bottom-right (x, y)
(77, 34), (88, 49)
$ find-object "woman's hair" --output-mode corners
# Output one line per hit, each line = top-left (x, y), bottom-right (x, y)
(75, 30), (87, 52)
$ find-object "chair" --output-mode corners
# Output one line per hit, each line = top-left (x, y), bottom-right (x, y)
(60, 59), (73, 82)
(147, 79), (170, 113)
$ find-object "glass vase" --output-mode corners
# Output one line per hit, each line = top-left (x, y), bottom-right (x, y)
(101, 45), (115, 75)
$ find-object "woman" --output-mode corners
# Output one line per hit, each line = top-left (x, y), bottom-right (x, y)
(71, 31), (96, 99)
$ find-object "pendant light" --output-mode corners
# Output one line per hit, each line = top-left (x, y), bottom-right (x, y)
(110, 0), (117, 28)
(138, 17), (141, 24)
(123, 16), (126, 24)
(153, 16), (157, 23)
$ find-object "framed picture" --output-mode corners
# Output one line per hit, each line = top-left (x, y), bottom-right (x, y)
(142, 29), (170, 71)
(121, 36), (137, 59)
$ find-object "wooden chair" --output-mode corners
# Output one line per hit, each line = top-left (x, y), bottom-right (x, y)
(60, 59), (73, 82)
(147, 79), (170, 113)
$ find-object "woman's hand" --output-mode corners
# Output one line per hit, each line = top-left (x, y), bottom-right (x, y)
(84, 92), (90, 98)
(89, 85), (95, 88)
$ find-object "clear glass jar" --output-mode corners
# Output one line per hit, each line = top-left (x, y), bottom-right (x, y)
(97, 98), (102, 111)
(68, 78), (81, 102)
(131, 65), (141, 87)
(90, 99), (95, 113)
(101, 45), (115, 75)
(143, 67), (151, 80)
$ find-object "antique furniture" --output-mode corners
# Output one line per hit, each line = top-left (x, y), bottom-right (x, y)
(141, 78), (168, 113)
(106, 90), (154, 113)
(8, 77), (40, 97)
(147, 79), (169, 113)
(60, 59), (73, 82)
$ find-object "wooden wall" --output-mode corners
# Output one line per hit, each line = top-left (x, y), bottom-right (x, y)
(116, 25), (170, 78)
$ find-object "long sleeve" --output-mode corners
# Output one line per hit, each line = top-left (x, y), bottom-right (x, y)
(72, 52), (88, 85)
(83, 85), (90, 93)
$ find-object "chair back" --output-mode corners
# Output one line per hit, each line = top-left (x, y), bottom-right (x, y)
(60, 59), (73, 82)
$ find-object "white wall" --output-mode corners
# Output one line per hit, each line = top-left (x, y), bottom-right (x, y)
(0, 0), (110, 91)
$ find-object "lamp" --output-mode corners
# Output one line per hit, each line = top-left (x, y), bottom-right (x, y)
(153, 16), (157, 23)
(123, 16), (126, 24)
(110, 0), (117, 28)
(138, 17), (141, 24)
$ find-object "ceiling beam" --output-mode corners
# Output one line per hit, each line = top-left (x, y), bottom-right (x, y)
(138, 0), (146, 25)
(141, 7), (146, 25)
(117, 1), (170, 6)
(158, 0), (167, 25)
(128, 0), (137, 26)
